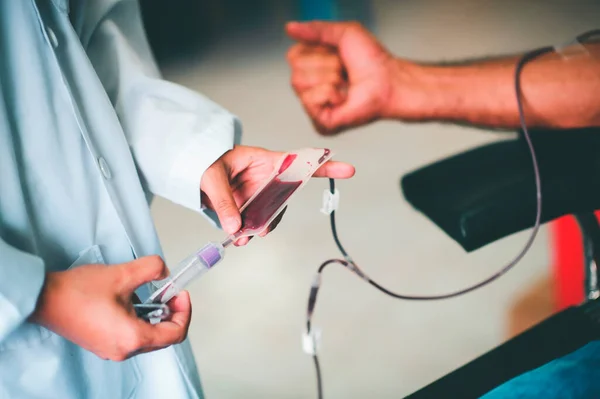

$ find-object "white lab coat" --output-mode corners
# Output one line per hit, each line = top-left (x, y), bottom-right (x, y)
(0, 0), (240, 397)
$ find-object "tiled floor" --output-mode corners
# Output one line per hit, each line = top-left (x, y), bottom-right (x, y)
(150, 1), (600, 397)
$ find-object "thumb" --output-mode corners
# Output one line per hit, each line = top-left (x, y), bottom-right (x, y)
(286, 21), (349, 47)
(201, 160), (242, 235)
(119, 255), (168, 293)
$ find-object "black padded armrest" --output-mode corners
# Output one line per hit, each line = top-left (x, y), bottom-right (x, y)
(401, 128), (600, 252)
(405, 298), (600, 399)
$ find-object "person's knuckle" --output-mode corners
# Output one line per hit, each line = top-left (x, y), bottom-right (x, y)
(313, 87), (329, 102)
(308, 112), (320, 124)
(291, 75), (303, 90)
(286, 45), (300, 62)
(321, 119), (336, 131)
(148, 254), (163, 264)
(306, 105), (320, 119)
(215, 198), (234, 213)
(147, 255), (166, 272)
(174, 330), (187, 344)
(110, 352), (128, 362)
(306, 74), (319, 86)
(115, 265), (133, 288)
(202, 164), (216, 179)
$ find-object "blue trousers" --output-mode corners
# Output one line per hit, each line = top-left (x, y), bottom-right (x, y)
(481, 340), (600, 398)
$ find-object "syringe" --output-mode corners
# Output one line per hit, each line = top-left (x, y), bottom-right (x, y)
(145, 237), (235, 304)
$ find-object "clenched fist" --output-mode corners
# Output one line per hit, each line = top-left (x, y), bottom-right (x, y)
(286, 21), (425, 135)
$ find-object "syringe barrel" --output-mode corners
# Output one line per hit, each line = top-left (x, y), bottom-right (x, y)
(146, 242), (224, 304)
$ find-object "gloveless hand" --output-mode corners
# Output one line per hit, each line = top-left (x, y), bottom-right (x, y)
(286, 21), (425, 135)
(30, 256), (191, 361)
(200, 145), (355, 245)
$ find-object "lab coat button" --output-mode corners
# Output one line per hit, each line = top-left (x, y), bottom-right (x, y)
(46, 27), (58, 48)
(98, 157), (112, 180)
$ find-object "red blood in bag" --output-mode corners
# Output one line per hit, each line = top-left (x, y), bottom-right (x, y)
(278, 154), (297, 173)
(240, 179), (302, 232)
(238, 152), (327, 233)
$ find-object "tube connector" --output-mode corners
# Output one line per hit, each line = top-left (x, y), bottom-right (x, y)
(345, 260), (369, 282)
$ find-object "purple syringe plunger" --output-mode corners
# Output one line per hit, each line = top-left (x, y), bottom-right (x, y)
(197, 244), (223, 268)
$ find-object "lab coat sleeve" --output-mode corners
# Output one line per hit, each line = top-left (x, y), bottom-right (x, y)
(0, 239), (45, 342)
(74, 0), (241, 226)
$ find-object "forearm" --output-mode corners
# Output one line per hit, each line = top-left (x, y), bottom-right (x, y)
(391, 43), (600, 129)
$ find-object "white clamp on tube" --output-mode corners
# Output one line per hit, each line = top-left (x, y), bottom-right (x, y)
(320, 188), (340, 215)
(145, 148), (336, 305)
(303, 327), (322, 355)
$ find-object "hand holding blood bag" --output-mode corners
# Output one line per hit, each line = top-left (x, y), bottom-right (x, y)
(144, 148), (334, 305)
(232, 148), (332, 240)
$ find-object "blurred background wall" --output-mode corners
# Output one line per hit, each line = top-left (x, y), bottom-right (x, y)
(139, 1), (600, 397)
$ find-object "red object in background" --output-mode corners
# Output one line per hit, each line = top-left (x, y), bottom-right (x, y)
(552, 216), (584, 310)
(551, 212), (600, 310)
